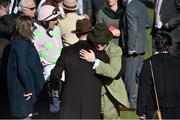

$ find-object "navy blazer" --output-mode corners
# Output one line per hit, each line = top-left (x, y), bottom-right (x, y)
(7, 36), (45, 118)
(137, 53), (180, 119)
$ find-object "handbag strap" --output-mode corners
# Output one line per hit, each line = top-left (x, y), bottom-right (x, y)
(149, 60), (160, 111)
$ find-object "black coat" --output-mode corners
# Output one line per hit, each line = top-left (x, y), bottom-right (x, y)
(152, 0), (180, 43)
(0, 14), (16, 118)
(51, 40), (109, 119)
(137, 53), (180, 119)
(0, 14), (17, 40)
(0, 38), (11, 118)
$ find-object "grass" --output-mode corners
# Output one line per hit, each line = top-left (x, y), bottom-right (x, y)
(120, 0), (154, 119)
(143, 0), (154, 59)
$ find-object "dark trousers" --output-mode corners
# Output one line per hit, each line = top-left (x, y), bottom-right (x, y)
(124, 55), (144, 108)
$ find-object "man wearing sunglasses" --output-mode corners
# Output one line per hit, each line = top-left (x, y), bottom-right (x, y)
(79, 23), (129, 119)
(18, 0), (36, 18)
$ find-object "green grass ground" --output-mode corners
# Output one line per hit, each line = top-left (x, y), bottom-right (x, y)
(120, 0), (153, 119)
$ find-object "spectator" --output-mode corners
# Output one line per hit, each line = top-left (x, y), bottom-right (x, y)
(0, 0), (16, 40)
(96, 0), (125, 46)
(7, 16), (45, 119)
(122, 0), (151, 109)
(79, 23), (129, 119)
(137, 32), (180, 119)
(18, 0), (36, 18)
(50, 18), (109, 119)
(152, 0), (180, 56)
(58, 0), (85, 46)
(0, 0), (17, 118)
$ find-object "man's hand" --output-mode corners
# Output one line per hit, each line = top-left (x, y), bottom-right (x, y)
(79, 49), (95, 62)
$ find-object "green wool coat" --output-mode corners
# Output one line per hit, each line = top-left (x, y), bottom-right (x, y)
(96, 41), (129, 108)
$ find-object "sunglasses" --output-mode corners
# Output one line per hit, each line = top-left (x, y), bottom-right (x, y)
(93, 42), (107, 47)
(24, 6), (36, 11)
(43, 7), (59, 21)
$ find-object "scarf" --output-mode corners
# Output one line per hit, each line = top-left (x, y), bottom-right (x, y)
(102, 3), (124, 19)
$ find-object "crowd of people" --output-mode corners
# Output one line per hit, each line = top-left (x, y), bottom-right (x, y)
(0, 0), (180, 119)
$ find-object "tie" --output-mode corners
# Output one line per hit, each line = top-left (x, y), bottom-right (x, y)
(155, 0), (163, 29)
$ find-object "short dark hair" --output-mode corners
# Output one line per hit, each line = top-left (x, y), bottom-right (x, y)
(154, 32), (172, 52)
(0, 0), (10, 7)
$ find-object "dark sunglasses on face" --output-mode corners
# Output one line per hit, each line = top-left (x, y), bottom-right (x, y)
(43, 7), (59, 21)
(24, 6), (36, 11)
(93, 42), (106, 47)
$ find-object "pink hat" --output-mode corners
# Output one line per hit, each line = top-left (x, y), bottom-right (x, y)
(38, 5), (61, 21)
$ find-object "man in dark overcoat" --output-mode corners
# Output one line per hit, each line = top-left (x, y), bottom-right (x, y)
(50, 18), (109, 119)
(0, 0), (17, 118)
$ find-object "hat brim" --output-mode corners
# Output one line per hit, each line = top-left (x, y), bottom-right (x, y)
(59, 1), (80, 11)
(71, 27), (94, 34)
(88, 32), (113, 43)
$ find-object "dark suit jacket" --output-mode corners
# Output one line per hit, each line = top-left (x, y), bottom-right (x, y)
(152, 0), (180, 43)
(50, 40), (109, 119)
(125, 0), (151, 54)
(137, 53), (180, 119)
(91, 0), (105, 24)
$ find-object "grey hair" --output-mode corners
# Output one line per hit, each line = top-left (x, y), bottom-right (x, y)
(18, 0), (34, 12)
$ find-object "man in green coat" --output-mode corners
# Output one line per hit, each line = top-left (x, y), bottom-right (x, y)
(80, 23), (129, 119)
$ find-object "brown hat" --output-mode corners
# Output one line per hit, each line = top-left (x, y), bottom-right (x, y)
(71, 18), (93, 34)
(59, 0), (79, 11)
(88, 23), (113, 43)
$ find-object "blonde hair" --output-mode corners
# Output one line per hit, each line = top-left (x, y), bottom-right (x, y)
(13, 16), (33, 40)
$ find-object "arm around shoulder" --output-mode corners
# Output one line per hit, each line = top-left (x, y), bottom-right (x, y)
(96, 42), (123, 78)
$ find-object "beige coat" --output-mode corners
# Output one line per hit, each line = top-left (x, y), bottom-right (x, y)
(58, 12), (85, 46)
